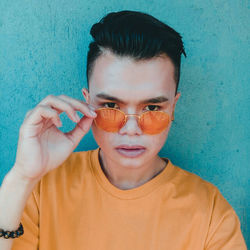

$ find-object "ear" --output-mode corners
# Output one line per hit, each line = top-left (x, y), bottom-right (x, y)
(172, 92), (181, 118)
(81, 88), (90, 104)
(173, 92), (181, 108)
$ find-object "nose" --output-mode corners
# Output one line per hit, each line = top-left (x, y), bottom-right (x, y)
(118, 114), (143, 136)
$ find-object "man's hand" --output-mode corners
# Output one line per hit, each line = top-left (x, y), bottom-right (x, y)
(12, 94), (97, 182)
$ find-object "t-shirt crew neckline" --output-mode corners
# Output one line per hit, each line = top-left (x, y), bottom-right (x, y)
(89, 147), (176, 200)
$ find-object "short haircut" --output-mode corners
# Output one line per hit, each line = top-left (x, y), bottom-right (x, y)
(86, 10), (186, 94)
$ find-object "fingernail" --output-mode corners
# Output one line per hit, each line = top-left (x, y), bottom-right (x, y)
(75, 114), (81, 122)
(90, 110), (97, 116)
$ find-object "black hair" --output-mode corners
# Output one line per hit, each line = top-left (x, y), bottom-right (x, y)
(86, 10), (186, 94)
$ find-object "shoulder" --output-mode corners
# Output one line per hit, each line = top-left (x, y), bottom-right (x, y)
(169, 162), (218, 195)
(34, 148), (97, 192)
(46, 149), (91, 177)
(169, 163), (246, 248)
(167, 161), (233, 213)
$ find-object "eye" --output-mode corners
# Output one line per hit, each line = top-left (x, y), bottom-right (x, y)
(102, 102), (119, 109)
(144, 105), (161, 111)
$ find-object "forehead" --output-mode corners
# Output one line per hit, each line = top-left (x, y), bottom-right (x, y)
(89, 50), (176, 102)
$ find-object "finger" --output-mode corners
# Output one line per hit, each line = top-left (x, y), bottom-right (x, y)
(64, 116), (94, 147)
(20, 105), (61, 135)
(39, 95), (82, 123)
(57, 94), (97, 118)
(40, 95), (96, 123)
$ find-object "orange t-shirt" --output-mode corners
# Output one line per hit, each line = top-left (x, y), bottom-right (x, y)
(12, 147), (247, 250)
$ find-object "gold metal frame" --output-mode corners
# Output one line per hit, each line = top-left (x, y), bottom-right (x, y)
(93, 107), (173, 132)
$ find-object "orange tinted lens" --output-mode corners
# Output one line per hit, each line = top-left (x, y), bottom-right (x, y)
(140, 111), (170, 134)
(94, 108), (125, 132)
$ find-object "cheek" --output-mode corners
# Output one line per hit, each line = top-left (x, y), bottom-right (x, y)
(144, 123), (171, 153)
(92, 124), (116, 147)
(149, 130), (169, 150)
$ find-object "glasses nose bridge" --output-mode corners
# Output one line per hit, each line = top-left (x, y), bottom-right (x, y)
(121, 113), (143, 135)
(124, 113), (141, 122)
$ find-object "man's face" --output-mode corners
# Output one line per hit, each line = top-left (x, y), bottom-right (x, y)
(82, 50), (180, 169)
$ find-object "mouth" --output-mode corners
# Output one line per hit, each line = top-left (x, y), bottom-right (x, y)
(115, 145), (146, 158)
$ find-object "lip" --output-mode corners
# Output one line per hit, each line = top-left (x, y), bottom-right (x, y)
(115, 144), (146, 149)
(115, 145), (146, 158)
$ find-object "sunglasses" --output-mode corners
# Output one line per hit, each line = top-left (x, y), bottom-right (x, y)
(93, 107), (172, 135)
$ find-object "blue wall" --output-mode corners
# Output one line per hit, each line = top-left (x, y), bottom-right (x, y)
(0, 0), (249, 246)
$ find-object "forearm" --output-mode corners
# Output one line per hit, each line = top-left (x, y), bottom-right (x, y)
(0, 166), (38, 250)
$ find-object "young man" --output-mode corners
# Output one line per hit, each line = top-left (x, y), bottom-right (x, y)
(0, 10), (246, 250)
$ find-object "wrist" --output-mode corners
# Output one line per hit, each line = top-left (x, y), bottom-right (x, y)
(0, 165), (38, 233)
(6, 166), (39, 188)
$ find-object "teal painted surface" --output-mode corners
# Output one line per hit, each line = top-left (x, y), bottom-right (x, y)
(0, 0), (249, 246)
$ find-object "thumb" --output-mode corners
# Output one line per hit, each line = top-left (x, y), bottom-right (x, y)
(65, 116), (94, 147)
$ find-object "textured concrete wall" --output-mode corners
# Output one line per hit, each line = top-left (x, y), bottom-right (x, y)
(0, 0), (249, 246)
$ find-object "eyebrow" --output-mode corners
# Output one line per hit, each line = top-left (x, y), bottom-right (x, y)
(96, 93), (169, 104)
